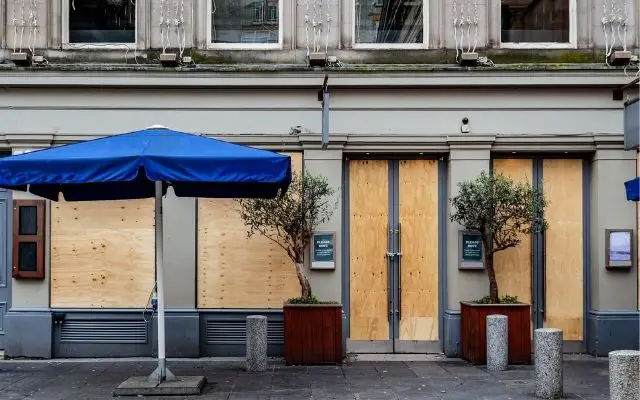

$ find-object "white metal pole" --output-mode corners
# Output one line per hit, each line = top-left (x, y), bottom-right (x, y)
(149, 181), (175, 383)
(156, 181), (166, 379)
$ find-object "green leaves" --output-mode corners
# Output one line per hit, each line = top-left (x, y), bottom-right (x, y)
(474, 294), (520, 304)
(449, 170), (548, 254)
(236, 171), (338, 265)
(286, 295), (338, 304)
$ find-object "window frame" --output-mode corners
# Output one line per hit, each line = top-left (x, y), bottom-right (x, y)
(499, 0), (577, 49)
(12, 200), (46, 280)
(352, 0), (429, 50)
(61, 0), (138, 50)
(207, 0), (284, 50)
(267, 3), (278, 22)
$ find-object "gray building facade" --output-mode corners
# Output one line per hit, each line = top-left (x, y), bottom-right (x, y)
(0, 0), (638, 359)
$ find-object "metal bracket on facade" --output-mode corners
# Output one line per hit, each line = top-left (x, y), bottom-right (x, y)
(318, 75), (330, 149)
(612, 77), (639, 101)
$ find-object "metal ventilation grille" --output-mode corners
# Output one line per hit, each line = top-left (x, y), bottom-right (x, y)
(206, 320), (284, 345)
(60, 320), (148, 344)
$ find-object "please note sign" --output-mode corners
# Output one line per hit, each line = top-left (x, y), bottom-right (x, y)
(311, 232), (335, 270)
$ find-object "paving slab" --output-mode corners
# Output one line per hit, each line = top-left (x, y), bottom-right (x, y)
(113, 375), (207, 396)
(0, 355), (613, 399)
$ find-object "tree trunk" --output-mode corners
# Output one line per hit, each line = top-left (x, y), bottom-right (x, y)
(295, 262), (312, 298)
(483, 238), (499, 303)
(486, 255), (499, 304)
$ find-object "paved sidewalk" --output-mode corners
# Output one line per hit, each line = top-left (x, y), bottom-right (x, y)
(0, 356), (610, 399)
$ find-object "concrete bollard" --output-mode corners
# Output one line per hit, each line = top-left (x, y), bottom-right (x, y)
(486, 314), (508, 371)
(245, 315), (268, 372)
(609, 350), (640, 400)
(534, 328), (563, 399)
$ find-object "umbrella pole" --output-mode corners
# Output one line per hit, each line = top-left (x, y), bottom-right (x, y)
(148, 181), (176, 384)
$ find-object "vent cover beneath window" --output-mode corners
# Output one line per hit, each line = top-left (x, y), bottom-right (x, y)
(206, 320), (284, 345)
(60, 320), (147, 344)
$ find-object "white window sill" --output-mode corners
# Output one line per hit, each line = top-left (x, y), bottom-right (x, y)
(499, 42), (578, 50)
(351, 43), (429, 50)
(206, 43), (282, 51)
(62, 43), (137, 50)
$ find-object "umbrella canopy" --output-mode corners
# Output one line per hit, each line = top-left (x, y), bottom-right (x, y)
(0, 126), (292, 201)
(625, 177), (639, 201)
(0, 126), (292, 384)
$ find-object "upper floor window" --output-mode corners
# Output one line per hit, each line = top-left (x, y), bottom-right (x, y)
(354, 0), (427, 49)
(500, 0), (576, 48)
(64, 0), (136, 46)
(209, 0), (282, 49)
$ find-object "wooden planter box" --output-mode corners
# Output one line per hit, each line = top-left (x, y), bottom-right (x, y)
(460, 301), (531, 365)
(283, 303), (343, 365)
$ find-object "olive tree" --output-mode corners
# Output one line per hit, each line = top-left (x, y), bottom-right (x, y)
(449, 170), (548, 304)
(236, 171), (337, 301)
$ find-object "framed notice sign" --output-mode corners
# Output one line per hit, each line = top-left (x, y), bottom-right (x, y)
(605, 229), (634, 269)
(311, 231), (336, 270)
(458, 230), (484, 270)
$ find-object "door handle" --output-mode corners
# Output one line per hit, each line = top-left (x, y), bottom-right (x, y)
(396, 223), (402, 321)
(387, 224), (393, 321)
(396, 222), (403, 257)
(541, 232), (546, 321)
(531, 232), (537, 325)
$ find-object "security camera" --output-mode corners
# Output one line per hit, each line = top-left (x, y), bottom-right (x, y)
(461, 117), (470, 134)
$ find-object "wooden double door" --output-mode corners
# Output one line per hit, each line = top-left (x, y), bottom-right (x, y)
(347, 158), (441, 353)
(493, 158), (585, 348)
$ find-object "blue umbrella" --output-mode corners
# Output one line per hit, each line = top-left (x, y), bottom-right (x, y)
(0, 125), (292, 382)
(625, 177), (639, 201)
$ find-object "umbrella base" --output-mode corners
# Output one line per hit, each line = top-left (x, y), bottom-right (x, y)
(147, 362), (177, 383)
(113, 375), (207, 397)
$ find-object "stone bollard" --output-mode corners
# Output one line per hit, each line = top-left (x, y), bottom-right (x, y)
(609, 350), (640, 400)
(534, 328), (563, 399)
(245, 315), (268, 372)
(486, 314), (508, 371)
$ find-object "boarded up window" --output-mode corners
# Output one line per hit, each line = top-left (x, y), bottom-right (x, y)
(197, 152), (303, 308)
(51, 199), (155, 308)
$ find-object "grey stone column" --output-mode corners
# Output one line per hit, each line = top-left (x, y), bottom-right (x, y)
(302, 147), (344, 303)
(609, 350), (640, 400)
(486, 314), (508, 371)
(534, 328), (563, 399)
(245, 315), (268, 372)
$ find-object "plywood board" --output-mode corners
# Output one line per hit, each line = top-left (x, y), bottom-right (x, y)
(51, 199), (155, 308)
(349, 159), (390, 341)
(197, 152), (303, 309)
(543, 159), (583, 341)
(398, 159), (439, 341)
(637, 151), (639, 311)
(493, 159), (533, 306)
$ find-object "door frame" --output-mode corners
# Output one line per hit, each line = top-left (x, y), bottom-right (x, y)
(342, 154), (447, 354)
(490, 153), (591, 353)
(0, 189), (12, 350)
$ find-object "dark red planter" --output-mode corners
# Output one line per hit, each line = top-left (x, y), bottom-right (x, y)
(460, 301), (531, 365)
(283, 303), (343, 365)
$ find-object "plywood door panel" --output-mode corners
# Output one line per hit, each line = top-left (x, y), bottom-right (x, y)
(349, 159), (390, 341)
(543, 159), (583, 341)
(197, 152), (302, 309)
(398, 159), (439, 341)
(493, 159), (533, 306)
(51, 199), (155, 308)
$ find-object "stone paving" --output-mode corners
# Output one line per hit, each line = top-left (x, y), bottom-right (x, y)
(0, 356), (610, 399)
